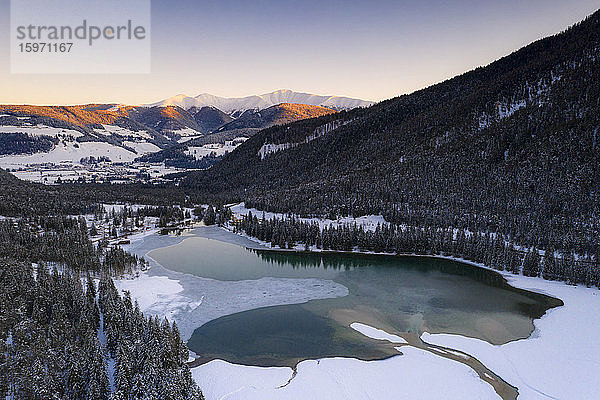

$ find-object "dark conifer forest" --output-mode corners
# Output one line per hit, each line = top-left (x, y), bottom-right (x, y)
(0, 217), (143, 275)
(0, 133), (58, 155)
(0, 217), (203, 399)
(234, 212), (599, 288)
(0, 168), (190, 217)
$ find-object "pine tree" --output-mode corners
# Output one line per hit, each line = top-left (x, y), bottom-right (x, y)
(88, 339), (109, 400)
(542, 249), (557, 280)
(522, 248), (541, 277)
(204, 206), (216, 225)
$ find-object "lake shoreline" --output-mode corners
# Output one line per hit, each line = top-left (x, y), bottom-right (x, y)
(217, 224), (564, 308)
(122, 225), (562, 350)
(115, 226), (350, 342)
(116, 225), (599, 400)
(120, 225), (564, 346)
(188, 226), (599, 400)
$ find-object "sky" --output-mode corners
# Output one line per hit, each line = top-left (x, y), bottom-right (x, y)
(0, 0), (598, 105)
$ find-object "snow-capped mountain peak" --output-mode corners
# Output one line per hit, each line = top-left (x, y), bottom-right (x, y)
(150, 94), (200, 110)
(146, 89), (374, 113)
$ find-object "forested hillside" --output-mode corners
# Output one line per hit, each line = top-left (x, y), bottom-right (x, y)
(184, 10), (600, 261)
(0, 260), (201, 399)
(0, 216), (203, 399)
(0, 168), (190, 216)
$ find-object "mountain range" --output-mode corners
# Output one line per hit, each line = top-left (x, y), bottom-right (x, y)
(0, 92), (352, 158)
(146, 89), (374, 114)
(135, 103), (337, 168)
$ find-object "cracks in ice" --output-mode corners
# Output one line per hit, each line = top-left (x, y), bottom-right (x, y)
(276, 365), (298, 389)
(217, 385), (256, 400)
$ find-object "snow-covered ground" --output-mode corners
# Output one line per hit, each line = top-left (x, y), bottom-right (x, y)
(95, 124), (152, 140)
(177, 135), (203, 143)
(122, 141), (161, 155)
(0, 124), (83, 137)
(185, 138), (247, 159)
(172, 127), (202, 141)
(230, 202), (388, 232)
(0, 141), (138, 168)
(192, 346), (497, 400)
(142, 163), (185, 179)
(10, 168), (90, 184)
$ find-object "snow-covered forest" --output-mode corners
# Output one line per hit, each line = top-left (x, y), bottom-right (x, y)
(0, 216), (203, 399)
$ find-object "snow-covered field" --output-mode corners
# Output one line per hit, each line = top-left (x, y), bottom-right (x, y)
(230, 202), (388, 232)
(95, 124), (153, 140)
(192, 346), (497, 400)
(11, 168), (90, 184)
(0, 141), (138, 168)
(172, 127), (202, 141)
(0, 124), (83, 137)
(185, 138), (247, 159)
(122, 141), (161, 155)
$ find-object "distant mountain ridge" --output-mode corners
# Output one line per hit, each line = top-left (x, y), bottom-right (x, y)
(216, 103), (337, 132)
(0, 90), (369, 156)
(134, 103), (338, 168)
(146, 89), (373, 113)
(0, 101), (339, 161)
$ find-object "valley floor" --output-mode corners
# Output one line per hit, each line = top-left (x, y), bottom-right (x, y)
(117, 225), (600, 400)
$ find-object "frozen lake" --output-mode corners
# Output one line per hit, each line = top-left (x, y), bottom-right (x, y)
(148, 232), (561, 367)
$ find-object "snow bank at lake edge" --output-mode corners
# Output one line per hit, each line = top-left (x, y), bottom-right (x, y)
(191, 343), (497, 400)
(421, 273), (600, 400)
(229, 202), (388, 232)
